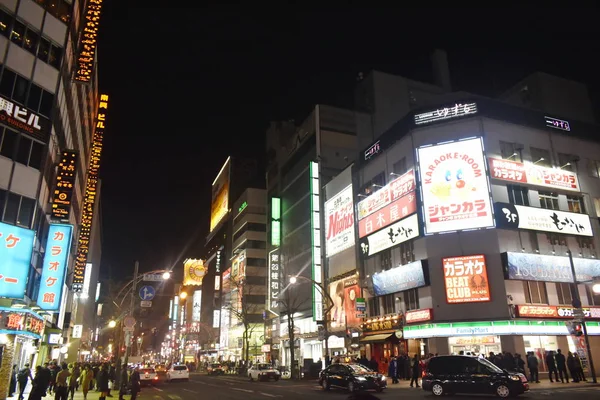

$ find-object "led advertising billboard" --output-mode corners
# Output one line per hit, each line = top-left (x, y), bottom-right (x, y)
(0, 222), (35, 298)
(328, 276), (361, 331)
(324, 184), (355, 257)
(417, 137), (494, 234)
(210, 157), (231, 232)
(443, 254), (490, 304)
(488, 158), (579, 192)
(37, 224), (73, 310)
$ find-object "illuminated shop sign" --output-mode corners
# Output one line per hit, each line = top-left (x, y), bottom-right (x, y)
(361, 314), (402, 333)
(267, 248), (281, 316)
(494, 202), (592, 237)
(212, 309), (220, 328)
(328, 276), (361, 330)
(182, 258), (206, 286)
(371, 259), (429, 296)
(310, 161), (323, 321)
(405, 308), (433, 324)
(271, 197), (281, 247)
(488, 158), (579, 191)
(357, 169), (415, 220)
(545, 116), (571, 132)
(502, 251), (600, 284)
(51, 151), (78, 220)
(210, 158), (230, 232)
(73, 94), (109, 291)
(516, 305), (600, 320)
(443, 254), (490, 304)
(0, 222), (35, 298)
(192, 290), (202, 322)
(414, 102), (477, 125)
(417, 137), (494, 234)
(231, 251), (245, 281)
(324, 184), (355, 257)
(0, 95), (50, 141)
(37, 224), (73, 311)
(74, 0), (104, 83)
(359, 213), (420, 258)
(359, 190), (416, 238)
(0, 308), (45, 338)
(364, 140), (381, 161)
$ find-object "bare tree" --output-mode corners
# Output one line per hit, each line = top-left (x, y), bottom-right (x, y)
(279, 285), (310, 379)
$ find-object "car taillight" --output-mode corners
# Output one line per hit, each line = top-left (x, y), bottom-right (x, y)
(154, 377), (158, 380)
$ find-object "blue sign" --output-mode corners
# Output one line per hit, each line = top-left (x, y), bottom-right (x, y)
(0, 222), (35, 298)
(37, 224), (73, 310)
(139, 285), (155, 301)
(372, 260), (429, 296)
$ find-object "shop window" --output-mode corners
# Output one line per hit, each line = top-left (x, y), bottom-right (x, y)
(538, 191), (559, 210)
(507, 185), (529, 206)
(0, 8), (11, 37)
(530, 147), (551, 167)
(392, 157), (407, 175)
(500, 141), (522, 162)
(379, 248), (392, 270)
(0, 127), (18, 158)
(382, 294), (395, 314)
(567, 195), (585, 213)
(368, 297), (380, 317)
(523, 281), (548, 304)
(556, 283), (573, 305)
(403, 288), (419, 311)
(399, 240), (415, 265)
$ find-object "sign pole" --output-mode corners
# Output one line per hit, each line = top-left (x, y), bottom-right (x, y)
(123, 260), (139, 368)
(568, 250), (597, 383)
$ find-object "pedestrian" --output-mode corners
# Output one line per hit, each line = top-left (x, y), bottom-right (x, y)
(574, 353), (586, 382)
(119, 365), (129, 400)
(515, 354), (525, 374)
(387, 357), (398, 384)
(369, 357), (379, 374)
(555, 349), (569, 383)
(17, 363), (34, 400)
(545, 351), (559, 382)
(54, 363), (71, 400)
(129, 368), (141, 400)
(80, 365), (94, 400)
(526, 352), (539, 383)
(409, 354), (421, 388)
(27, 366), (45, 400)
(68, 363), (79, 400)
(108, 363), (116, 397)
(9, 364), (18, 397)
(96, 364), (110, 400)
(567, 352), (578, 382)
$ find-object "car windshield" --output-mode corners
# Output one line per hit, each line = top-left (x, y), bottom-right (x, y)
(257, 364), (271, 370)
(141, 369), (155, 374)
(478, 358), (504, 373)
(174, 366), (187, 371)
(347, 364), (373, 374)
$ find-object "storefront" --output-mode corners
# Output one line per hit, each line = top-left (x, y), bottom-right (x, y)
(359, 314), (404, 373)
(0, 308), (45, 372)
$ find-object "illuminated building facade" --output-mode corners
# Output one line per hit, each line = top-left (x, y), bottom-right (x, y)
(0, 0), (104, 388)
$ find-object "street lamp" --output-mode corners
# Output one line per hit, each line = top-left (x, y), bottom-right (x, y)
(162, 271), (171, 280)
(108, 320), (117, 328)
(179, 291), (188, 300)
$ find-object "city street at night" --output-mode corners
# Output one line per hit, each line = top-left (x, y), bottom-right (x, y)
(135, 374), (600, 400)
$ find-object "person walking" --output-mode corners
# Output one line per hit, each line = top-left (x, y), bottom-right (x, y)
(555, 349), (569, 383)
(567, 352), (579, 382)
(574, 353), (586, 382)
(68, 363), (79, 400)
(96, 364), (110, 400)
(545, 351), (559, 382)
(387, 357), (398, 384)
(80, 365), (94, 400)
(527, 352), (540, 383)
(17, 363), (34, 400)
(54, 363), (71, 400)
(27, 366), (45, 400)
(129, 368), (141, 400)
(9, 364), (18, 397)
(409, 354), (421, 388)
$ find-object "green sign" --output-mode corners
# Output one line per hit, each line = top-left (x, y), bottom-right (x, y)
(271, 197), (281, 247)
(238, 201), (248, 213)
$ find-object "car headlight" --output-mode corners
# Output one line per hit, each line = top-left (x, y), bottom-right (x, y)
(356, 376), (367, 381)
(510, 375), (520, 381)
(381, 375), (387, 381)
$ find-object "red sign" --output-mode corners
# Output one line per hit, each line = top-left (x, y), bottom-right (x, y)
(357, 170), (415, 220)
(488, 158), (579, 191)
(516, 305), (600, 319)
(443, 255), (490, 304)
(1, 310), (45, 336)
(405, 308), (432, 324)
(358, 192), (417, 238)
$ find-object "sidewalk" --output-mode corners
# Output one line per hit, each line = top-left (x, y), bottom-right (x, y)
(8, 382), (113, 400)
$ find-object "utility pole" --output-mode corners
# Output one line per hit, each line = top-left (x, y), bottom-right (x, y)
(567, 250), (597, 383)
(123, 260), (139, 368)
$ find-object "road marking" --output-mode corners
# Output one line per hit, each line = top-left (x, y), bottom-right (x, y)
(231, 388), (254, 393)
(259, 393), (281, 397)
(167, 395), (182, 400)
(182, 388), (197, 393)
(152, 386), (164, 392)
(152, 396), (163, 400)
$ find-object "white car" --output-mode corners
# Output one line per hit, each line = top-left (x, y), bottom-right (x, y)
(167, 365), (190, 382)
(248, 363), (280, 381)
(139, 368), (159, 386)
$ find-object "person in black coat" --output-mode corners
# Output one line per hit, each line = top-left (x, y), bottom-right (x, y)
(567, 351), (579, 382)
(545, 351), (559, 382)
(9, 365), (18, 397)
(387, 357), (398, 384)
(96, 364), (110, 400)
(409, 354), (421, 388)
(27, 366), (45, 400)
(368, 357), (379, 374)
(129, 369), (141, 400)
(555, 349), (569, 383)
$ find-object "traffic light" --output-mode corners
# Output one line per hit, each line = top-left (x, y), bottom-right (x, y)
(573, 323), (584, 337)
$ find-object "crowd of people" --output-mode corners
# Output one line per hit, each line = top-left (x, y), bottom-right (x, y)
(9, 361), (142, 400)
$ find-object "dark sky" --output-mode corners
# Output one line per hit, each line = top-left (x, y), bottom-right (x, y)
(96, 5), (599, 281)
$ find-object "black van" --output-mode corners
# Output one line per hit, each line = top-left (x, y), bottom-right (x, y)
(422, 355), (529, 398)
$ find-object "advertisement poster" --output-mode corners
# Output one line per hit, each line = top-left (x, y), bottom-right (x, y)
(443, 254), (490, 304)
(359, 214), (420, 258)
(210, 158), (231, 232)
(417, 137), (494, 234)
(328, 277), (362, 330)
(357, 169), (415, 220)
(502, 251), (600, 283)
(324, 184), (355, 257)
(0, 222), (35, 298)
(495, 203), (592, 237)
(488, 158), (579, 191)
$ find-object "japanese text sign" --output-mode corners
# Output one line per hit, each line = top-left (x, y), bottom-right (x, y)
(516, 305), (600, 320)
(405, 308), (433, 324)
(372, 259), (428, 295)
(417, 137), (494, 234)
(74, 0), (104, 83)
(495, 203), (592, 237)
(0, 95), (50, 142)
(267, 248), (281, 315)
(359, 190), (416, 238)
(0, 222), (35, 298)
(357, 169), (415, 221)
(502, 251), (600, 284)
(359, 213), (420, 258)
(51, 151), (78, 221)
(443, 254), (490, 304)
(0, 309), (45, 337)
(488, 158), (579, 192)
(37, 224), (73, 310)
(545, 116), (571, 132)
(324, 185), (355, 257)
(414, 102), (477, 125)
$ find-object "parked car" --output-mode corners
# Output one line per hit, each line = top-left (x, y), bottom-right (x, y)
(422, 355), (529, 398)
(139, 368), (159, 386)
(248, 363), (280, 381)
(319, 363), (387, 393)
(207, 363), (225, 375)
(167, 365), (190, 382)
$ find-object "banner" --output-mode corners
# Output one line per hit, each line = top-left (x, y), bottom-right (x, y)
(324, 184), (355, 257)
(37, 224), (73, 310)
(359, 213), (420, 258)
(183, 259), (206, 286)
(372, 260), (429, 296)
(0, 222), (35, 298)
(210, 157), (230, 232)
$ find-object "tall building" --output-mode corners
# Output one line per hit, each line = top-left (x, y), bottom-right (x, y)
(0, 0), (105, 390)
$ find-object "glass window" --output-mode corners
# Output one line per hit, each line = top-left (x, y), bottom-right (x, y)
(530, 147), (551, 167)
(507, 185), (529, 206)
(0, 128), (18, 158)
(403, 288), (419, 311)
(557, 153), (576, 172)
(567, 196), (584, 213)
(23, 27), (39, 55)
(0, 189), (6, 217)
(57, 0), (72, 23)
(586, 286), (600, 307)
(379, 248), (392, 270)
(29, 141), (44, 170)
(39, 90), (54, 117)
(556, 283), (573, 305)
(392, 157), (407, 175)
(529, 231), (539, 252)
(10, 20), (25, 46)
(13, 75), (29, 104)
(382, 294), (395, 314)
(500, 141), (522, 162)
(0, 69), (16, 98)
(368, 297), (380, 317)
(0, 8), (12, 37)
(400, 240), (415, 265)
(17, 196), (35, 227)
(15, 136), (32, 165)
(539, 191), (559, 210)
(3, 193), (20, 224)
(37, 38), (50, 63)
(48, 44), (62, 69)
(523, 281), (548, 304)
(588, 160), (600, 178)
(27, 84), (42, 111)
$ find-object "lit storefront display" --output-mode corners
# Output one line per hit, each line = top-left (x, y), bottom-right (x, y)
(502, 252), (600, 283)
(50, 151), (78, 220)
(442, 255), (490, 304)
(371, 260), (429, 296)
(359, 315), (404, 373)
(405, 309), (433, 324)
(182, 258), (206, 286)
(328, 276), (361, 331)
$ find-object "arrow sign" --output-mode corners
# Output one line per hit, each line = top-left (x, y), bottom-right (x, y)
(139, 285), (155, 301)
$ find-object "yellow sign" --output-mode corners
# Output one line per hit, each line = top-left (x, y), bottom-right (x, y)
(210, 157), (231, 232)
(183, 259), (206, 286)
(74, 0), (104, 84)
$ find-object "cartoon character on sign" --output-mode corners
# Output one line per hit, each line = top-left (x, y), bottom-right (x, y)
(430, 161), (478, 202)
(185, 259), (206, 284)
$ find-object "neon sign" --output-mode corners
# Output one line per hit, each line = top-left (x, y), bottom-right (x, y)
(414, 102), (477, 125)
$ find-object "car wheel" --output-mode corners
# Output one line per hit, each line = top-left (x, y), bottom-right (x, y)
(249, 374), (253, 381)
(348, 381), (356, 392)
(431, 382), (444, 396)
(496, 384), (511, 398)
(321, 379), (330, 391)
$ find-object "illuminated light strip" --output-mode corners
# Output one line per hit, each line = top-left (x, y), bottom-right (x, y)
(267, 248), (280, 316)
(72, 94), (109, 291)
(309, 161), (323, 322)
(212, 157), (231, 186)
(73, 0), (104, 84)
(414, 102), (477, 125)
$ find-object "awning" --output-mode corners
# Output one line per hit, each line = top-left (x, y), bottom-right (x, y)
(359, 333), (394, 343)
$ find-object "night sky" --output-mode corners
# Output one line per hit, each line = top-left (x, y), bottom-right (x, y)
(96, 5), (599, 281)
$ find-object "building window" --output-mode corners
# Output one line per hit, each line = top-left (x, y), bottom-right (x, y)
(500, 141), (522, 162)
(546, 233), (567, 247)
(594, 198), (600, 217)
(0, 127), (18, 158)
(379, 248), (392, 271)
(383, 294), (395, 314)
(2, 192), (35, 228)
(0, 68), (55, 117)
(530, 147), (551, 167)
(392, 157), (407, 175)
(34, 0), (72, 24)
(567, 195), (585, 213)
(0, 8), (11, 37)
(399, 240), (415, 265)
(557, 153), (577, 172)
(0, 128), (44, 169)
(360, 172), (385, 196)
(539, 191), (559, 210)
(368, 297), (380, 317)
(403, 289), (419, 311)
(556, 283), (573, 305)
(587, 160), (600, 178)
(507, 185), (529, 206)
(529, 231), (539, 252)
(523, 281), (548, 304)
(586, 286), (600, 306)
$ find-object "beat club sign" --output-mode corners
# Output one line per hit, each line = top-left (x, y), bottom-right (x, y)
(443, 254), (491, 304)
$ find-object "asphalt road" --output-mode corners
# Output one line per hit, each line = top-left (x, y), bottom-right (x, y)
(138, 373), (600, 400)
